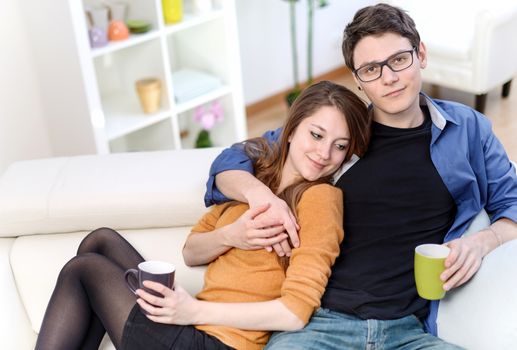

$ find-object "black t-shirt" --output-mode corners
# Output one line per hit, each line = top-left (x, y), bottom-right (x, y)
(321, 109), (457, 320)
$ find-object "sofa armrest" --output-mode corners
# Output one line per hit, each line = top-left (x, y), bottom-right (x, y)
(474, 4), (517, 91)
(0, 239), (36, 349)
(437, 239), (517, 349)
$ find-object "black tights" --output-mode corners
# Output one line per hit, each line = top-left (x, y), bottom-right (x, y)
(35, 228), (145, 350)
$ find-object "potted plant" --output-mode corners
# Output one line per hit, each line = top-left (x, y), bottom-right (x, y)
(283, 0), (329, 106)
(193, 101), (224, 148)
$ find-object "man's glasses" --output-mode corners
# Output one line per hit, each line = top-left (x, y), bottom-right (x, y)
(353, 47), (416, 82)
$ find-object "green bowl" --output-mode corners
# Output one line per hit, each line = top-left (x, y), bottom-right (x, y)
(126, 20), (151, 33)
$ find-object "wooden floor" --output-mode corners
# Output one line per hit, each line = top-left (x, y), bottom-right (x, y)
(246, 71), (517, 162)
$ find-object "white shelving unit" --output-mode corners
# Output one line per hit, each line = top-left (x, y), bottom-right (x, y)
(52, 0), (246, 154)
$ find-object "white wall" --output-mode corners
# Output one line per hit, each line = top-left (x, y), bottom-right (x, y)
(235, 0), (374, 104)
(0, 0), (52, 175)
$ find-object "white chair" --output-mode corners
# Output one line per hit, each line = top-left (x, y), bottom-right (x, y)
(387, 0), (517, 113)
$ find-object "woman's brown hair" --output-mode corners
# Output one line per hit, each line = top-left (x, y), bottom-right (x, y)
(243, 81), (370, 267)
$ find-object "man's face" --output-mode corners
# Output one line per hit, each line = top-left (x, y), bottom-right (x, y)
(352, 33), (427, 123)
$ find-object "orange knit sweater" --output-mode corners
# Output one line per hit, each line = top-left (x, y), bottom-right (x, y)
(190, 184), (344, 350)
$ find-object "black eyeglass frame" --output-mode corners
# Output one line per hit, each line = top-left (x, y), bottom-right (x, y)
(353, 47), (417, 83)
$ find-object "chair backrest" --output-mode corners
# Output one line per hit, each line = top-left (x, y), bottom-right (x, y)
(386, 0), (517, 93)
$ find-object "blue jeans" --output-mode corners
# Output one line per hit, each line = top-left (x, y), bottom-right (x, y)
(265, 308), (464, 350)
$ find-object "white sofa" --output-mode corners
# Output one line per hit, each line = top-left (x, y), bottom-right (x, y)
(1, 148), (516, 350)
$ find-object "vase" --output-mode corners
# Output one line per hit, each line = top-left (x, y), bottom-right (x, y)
(89, 27), (109, 48)
(162, 0), (183, 24)
(108, 21), (129, 41)
(108, 2), (129, 41)
(86, 6), (109, 48)
(135, 78), (161, 114)
(87, 6), (109, 31)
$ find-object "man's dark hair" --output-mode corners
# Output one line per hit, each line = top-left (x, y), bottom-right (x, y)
(342, 3), (420, 70)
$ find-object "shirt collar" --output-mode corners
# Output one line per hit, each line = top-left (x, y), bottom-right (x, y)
(419, 92), (461, 129)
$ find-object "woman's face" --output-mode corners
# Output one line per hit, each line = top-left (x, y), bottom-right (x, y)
(281, 105), (350, 187)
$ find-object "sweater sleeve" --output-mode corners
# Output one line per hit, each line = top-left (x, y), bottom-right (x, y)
(279, 184), (344, 324)
(189, 203), (230, 234)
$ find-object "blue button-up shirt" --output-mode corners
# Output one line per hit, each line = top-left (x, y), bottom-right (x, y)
(204, 93), (517, 335)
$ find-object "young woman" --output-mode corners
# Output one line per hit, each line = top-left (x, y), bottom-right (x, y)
(35, 81), (370, 350)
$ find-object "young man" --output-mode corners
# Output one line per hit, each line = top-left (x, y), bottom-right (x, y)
(196, 3), (517, 349)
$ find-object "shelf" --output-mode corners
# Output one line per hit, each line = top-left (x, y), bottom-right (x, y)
(164, 9), (225, 35)
(90, 30), (161, 58)
(102, 94), (171, 140)
(175, 85), (231, 113)
(58, 0), (245, 154)
(109, 118), (175, 152)
(103, 84), (231, 141)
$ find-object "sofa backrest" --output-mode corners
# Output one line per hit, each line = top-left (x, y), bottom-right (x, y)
(0, 148), (224, 237)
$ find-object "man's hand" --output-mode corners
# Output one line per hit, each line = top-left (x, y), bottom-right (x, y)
(215, 169), (300, 256)
(245, 186), (300, 257)
(441, 219), (517, 291)
(225, 204), (288, 250)
(440, 234), (485, 291)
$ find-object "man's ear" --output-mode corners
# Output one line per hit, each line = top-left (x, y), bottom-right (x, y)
(418, 42), (428, 69)
(352, 73), (363, 91)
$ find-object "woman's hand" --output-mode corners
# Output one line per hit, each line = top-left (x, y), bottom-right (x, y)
(440, 234), (485, 291)
(136, 281), (200, 325)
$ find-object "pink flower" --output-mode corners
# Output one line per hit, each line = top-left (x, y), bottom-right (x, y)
(193, 101), (224, 130)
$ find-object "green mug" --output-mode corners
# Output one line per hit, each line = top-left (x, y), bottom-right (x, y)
(414, 244), (450, 300)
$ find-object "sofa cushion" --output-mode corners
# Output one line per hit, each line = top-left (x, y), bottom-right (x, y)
(0, 148), (223, 237)
(10, 228), (206, 334)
